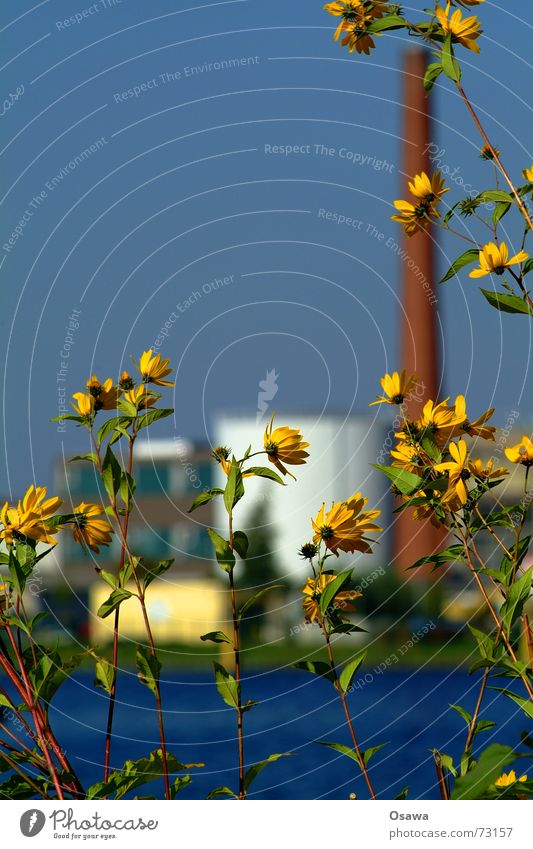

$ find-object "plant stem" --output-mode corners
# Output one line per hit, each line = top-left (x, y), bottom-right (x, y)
(91, 426), (170, 798)
(227, 505), (245, 799)
(455, 82), (533, 233)
(3, 624), (64, 799)
(433, 751), (450, 800)
(228, 568), (245, 800)
(464, 667), (489, 753)
(473, 507), (513, 560)
(102, 432), (135, 784)
(461, 535), (533, 701)
(323, 628), (377, 800)
(135, 585), (171, 800)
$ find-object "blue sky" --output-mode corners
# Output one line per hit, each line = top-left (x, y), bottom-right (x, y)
(1, 0), (532, 495)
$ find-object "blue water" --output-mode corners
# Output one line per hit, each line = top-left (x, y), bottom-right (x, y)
(35, 667), (528, 800)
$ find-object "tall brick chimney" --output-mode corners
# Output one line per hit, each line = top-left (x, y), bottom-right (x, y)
(393, 48), (444, 573)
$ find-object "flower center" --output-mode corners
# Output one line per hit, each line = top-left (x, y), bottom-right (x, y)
(320, 525), (334, 540)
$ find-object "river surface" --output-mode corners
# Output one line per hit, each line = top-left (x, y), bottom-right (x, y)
(35, 667), (527, 799)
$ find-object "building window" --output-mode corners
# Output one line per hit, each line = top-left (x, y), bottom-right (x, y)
(136, 463), (170, 495)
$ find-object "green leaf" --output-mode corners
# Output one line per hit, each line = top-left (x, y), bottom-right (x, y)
(51, 414), (83, 423)
(170, 775), (193, 799)
(188, 488), (224, 513)
(319, 740), (388, 771)
(500, 536), (531, 584)
(119, 471), (136, 508)
(441, 34), (461, 82)
(293, 660), (335, 684)
(200, 631), (231, 644)
(408, 544), (465, 571)
(494, 688), (533, 720)
(319, 568), (353, 615)
(468, 625), (495, 661)
(439, 248), (479, 284)
(213, 662), (240, 709)
(492, 201), (512, 226)
(224, 458), (244, 513)
(328, 622), (366, 635)
(207, 528), (235, 573)
(372, 463), (424, 495)
(0, 773), (49, 799)
(206, 785), (238, 799)
(395, 786), (409, 799)
(480, 289), (533, 316)
(238, 584), (285, 621)
(450, 704), (472, 726)
(473, 720), (496, 740)
(244, 753), (291, 793)
(141, 558), (174, 589)
(500, 568), (532, 634)
(439, 752), (458, 778)
(94, 655), (115, 695)
(87, 750), (202, 800)
(366, 14), (406, 33)
(451, 744), (515, 800)
(97, 588), (133, 619)
(136, 408), (173, 432)
(97, 569), (118, 589)
(245, 466), (285, 485)
(97, 415), (131, 447)
(136, 645), (161, 698)
(423, 61), (443, 93)
(522, 257), (533, 276)
(69, 453), (98, 464)
(102, 446), (122, 500)
(478, 190), (514, 204)
(338, 651), (366, 694)
(232, 530), (249, 559)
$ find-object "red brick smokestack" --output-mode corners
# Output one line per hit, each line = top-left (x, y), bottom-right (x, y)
(393, 48), (444, 573)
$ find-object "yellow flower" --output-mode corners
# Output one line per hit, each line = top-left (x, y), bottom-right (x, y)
(435, 3), (482, 53)
(118, 371), (135, 390)
(211, 446), (254, 478)
(435, 439), (470, 506)
(408, 171), (448, 205)
(494, 770), (527, 788)
(71, 392), (95, 419)
(0, 485), (63, 546)
(136, 349), (174, 387)
(391, 198), (440, 237)
(324, 0), (386, 55)
(407, 397), (466, 448)
(124, 384), (157, 410)
(468, 457), (507, 481)
(412, 502), (443, 528)
(72, 503), (114, 553)
(453, 395), (496, 441)
(505, 436), (533, 466)
(370, 369), (418, 406)
(390, 442), (429, 474)
(480, 144), (499, 161)
(302, 573), (361, 624)
(469, 241), (529, 278)
(86, 375), (120, 411)
(523, 164), (533, 183)
(264, 415), (309, 479)
(312, 494), (381, 556)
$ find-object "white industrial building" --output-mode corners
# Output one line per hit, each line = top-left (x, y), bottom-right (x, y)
(213, 412), (392, 582)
